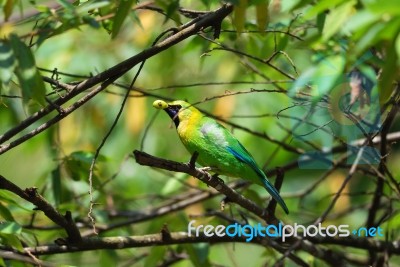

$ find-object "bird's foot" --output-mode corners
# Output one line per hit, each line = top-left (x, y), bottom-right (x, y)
(198, 166), (213, 172)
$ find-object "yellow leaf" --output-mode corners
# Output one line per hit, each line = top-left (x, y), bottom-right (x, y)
(256, 2), (269, 32)
(233, 0), (248, 33)
(0, 23), (14, 38)
(4, 0), (15, 21)
(328, 172), (350, 213)
(126, 97), (146, 134)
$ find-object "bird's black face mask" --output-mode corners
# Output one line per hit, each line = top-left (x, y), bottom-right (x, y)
(164, 104), (182, 128)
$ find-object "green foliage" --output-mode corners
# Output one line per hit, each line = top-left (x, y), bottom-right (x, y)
(293, 0), (400, 105)
(8, 34), (46, 105)
(111, 0), (135, 38)
(0, 40), (15, 84)
(63, 151), (106, 182)
(33, 0), (110, 46)
(0, 34), (46, 108)
(185, 243), (211, 267)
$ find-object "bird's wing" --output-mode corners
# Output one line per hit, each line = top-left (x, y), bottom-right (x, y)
(199, 120), (231, 147)
(200, 120), (289, 214)
(226, 142), (262, 176)
(200, 119), (263, 176)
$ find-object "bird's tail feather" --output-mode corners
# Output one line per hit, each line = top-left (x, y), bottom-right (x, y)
(257, 171), (289, 214)
(226, 146), (289, 214)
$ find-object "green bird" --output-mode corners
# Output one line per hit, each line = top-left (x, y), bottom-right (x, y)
(153, 99), (289, 214)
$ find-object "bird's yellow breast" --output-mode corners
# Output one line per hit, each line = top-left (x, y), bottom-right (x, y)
(176, 110), (203, 147)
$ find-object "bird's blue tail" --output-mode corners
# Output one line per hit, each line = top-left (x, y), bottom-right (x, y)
(258, 173), (289, 214)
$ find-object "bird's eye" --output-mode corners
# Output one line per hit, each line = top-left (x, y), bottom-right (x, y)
(176, 105), (182, 109)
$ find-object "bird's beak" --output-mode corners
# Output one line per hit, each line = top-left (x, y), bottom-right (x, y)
(153, 100), (176, 117)
(153, 100), (168, 110)
(153, 100), (180, 127)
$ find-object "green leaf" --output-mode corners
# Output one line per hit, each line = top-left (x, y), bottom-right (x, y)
(344, 10), (380, 35)
(35, 5), (51, 13)
(312, 55), (346, 102)
(155, 0), (180, 25)
(377, 17), (400, 40)
(304, 0), (346, 19)
(379, 43), (398, 106)
(144, 246), (166, 267)
(185, 243), (211, 267)
(316, 13), (326, 34)
(233, 0), (247, 33)
(9, 34), (46, 106)
(111, 0), (135, 39)
(322, 1), (356, 41)
(366, 0), (400, 16)
(0, 190), (34, 211)
(70, 151), (106, 164)
(256, 2), (269, 31)
(353, 22), (385, 54)
(0, 202), (15, 221)
(0, 40), (16, 84)
(64, 151), (106, 181)
(82, 15), (101, 28)
(0, 232), (23, 251)
(3, 0), (15, 21)
(57, 0), (75, 11)
(76, 0), (111, 14)
(0, 221), (22, 234)
(289, 55), (346, 103)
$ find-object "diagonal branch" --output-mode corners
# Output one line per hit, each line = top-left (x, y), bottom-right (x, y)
(0, 175), (82, 243)
(133, 150), (281, 221)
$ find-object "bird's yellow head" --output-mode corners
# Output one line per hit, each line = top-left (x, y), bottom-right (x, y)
(153, 100), (201, 128)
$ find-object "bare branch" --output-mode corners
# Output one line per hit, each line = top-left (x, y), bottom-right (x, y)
(133, 150), (275, 220)
(0, 175), (82, 243)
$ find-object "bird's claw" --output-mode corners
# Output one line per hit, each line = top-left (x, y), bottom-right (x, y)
(198, 166), (213, 172)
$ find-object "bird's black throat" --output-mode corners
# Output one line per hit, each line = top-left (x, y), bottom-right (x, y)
(164, 105), (181, 128)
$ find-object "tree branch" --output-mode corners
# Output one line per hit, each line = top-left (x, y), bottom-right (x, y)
(18, 232), (400, 259)
(133, 150), (278, 221)
(0, 175), (82, 244)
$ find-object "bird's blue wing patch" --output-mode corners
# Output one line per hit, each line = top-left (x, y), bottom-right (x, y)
(227, 144), (289, 214)
(226, 143), (263, 177)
